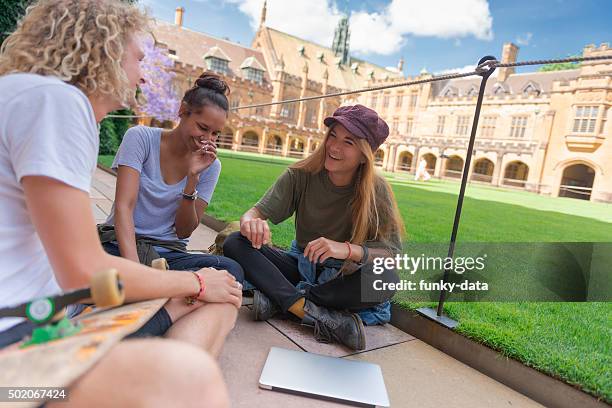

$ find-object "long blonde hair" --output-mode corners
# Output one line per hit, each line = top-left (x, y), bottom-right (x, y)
(291, 129), (405, 245)
(0, 0), (149, 107)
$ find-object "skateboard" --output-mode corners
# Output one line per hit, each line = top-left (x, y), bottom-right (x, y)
(0, 259), (169, 408)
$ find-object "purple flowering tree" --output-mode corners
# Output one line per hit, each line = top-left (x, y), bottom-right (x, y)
(139, 38), (181, 122)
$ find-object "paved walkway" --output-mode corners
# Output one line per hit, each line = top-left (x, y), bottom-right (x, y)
(90, 167), (543, 408)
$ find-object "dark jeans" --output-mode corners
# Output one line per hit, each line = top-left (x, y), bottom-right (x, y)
(102, 242), (244, 283)
(223, 232), (399, 313)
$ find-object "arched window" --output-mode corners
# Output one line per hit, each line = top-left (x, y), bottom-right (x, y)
(241, 131), (259, 152)
(559, 164), (595, 200)
(471, 158), (494, 183)
(374, 150), (385, 166)
(444, 156), (464, 178)
(397, 152), (413, 172)
(503, 161), (529, 187)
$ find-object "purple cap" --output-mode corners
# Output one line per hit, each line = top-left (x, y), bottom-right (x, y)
(323, 104), (389, 151)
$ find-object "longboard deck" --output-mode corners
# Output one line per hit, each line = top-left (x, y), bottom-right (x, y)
(0, 298), (167, 408)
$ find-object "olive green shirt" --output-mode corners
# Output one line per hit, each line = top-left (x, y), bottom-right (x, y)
(255, 168), (402, 254)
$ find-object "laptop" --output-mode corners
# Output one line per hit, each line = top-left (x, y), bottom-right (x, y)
(259, 347), (390, 407)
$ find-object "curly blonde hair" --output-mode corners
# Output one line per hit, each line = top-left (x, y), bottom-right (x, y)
(0, 0), (149, 107)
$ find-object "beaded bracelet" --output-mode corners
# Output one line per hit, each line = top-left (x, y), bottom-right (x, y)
(185, 271), (205, 306)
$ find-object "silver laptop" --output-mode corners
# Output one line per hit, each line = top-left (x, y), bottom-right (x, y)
(259, 347), (390, 407)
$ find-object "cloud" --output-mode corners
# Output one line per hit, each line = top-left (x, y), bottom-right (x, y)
(226, 0), (493, 56)
(226, 0), (342, 47)
(387, 0), (493, 40)
(434, 64), (476, 75)
(434, 63), (498, 77)
(349, 11), (405, 55)
(515, 32), (533, 46)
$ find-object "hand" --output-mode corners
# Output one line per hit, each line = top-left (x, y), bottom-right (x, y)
(188, 140), (217, 176)
(240, 218), (271, 249)
(196, 268), (242, 308)
(303, 237), (350, 264)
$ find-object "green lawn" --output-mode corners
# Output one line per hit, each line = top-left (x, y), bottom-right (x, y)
(98, 155), (114, 169)
(98, 151), (612, 401)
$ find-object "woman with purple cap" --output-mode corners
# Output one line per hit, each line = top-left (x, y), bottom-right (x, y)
(223, 104), (404, 350)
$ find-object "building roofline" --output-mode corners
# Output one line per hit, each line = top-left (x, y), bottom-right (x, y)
(263, 26), (398, 74)
(155, 19), (263, 54)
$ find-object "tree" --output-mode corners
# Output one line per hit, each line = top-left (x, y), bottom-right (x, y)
(0, 0), (33, 45)
(98, 109), (135, 156)
(139, 38), (180, 122)
(111, 108), (135, 145)
(538, 54), (581, 72)
(99, 119), (119, 155)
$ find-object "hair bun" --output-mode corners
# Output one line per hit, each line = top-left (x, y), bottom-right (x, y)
(195, 73), (230, 95)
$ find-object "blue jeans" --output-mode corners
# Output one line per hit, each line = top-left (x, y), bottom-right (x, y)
(102, 243), (245, 283)
(223, 232), (397, 325)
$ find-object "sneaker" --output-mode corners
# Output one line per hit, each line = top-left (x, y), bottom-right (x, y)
(302, 300), (366, 351)
(252, 290), (280, 321)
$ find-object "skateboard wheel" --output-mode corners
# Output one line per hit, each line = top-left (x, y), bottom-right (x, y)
(91, 269), (125, 307)
(26, 298), (55, 324)
(151, 258), (169, 270)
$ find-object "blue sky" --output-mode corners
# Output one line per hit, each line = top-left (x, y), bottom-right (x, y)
(142, 0), (611, 76)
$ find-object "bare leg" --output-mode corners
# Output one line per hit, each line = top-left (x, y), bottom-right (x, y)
(48, 338), (229, 408)
(164, 299), (238, 357)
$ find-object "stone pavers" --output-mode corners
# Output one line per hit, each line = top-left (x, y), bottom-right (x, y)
(267, 314), (414, 358)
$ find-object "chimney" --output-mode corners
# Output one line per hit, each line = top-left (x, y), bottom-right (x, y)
(498, 42), (518, 82)
(397, 57), (404, 72)
(175, 7), (184, 27)
(259, 0), (267, 28)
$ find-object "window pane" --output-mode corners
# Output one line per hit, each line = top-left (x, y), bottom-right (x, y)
(576, 106), (583, 117)
(588, 119), (596, 133)
(410, 94), (418, 107)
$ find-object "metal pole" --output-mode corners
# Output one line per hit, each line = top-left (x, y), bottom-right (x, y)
(418, 56), (497, 328)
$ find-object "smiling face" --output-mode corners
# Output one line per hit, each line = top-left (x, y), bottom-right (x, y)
(177, 104), (227, 151)
(324, 124), (366, 176)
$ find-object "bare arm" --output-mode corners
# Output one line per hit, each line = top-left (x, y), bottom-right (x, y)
(22, 176), (241, 306)
(302, 237), (395, 263)
(174, 174), (207, 239)
(239, 206), (270, 249)
(113, 166), (140, 262)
